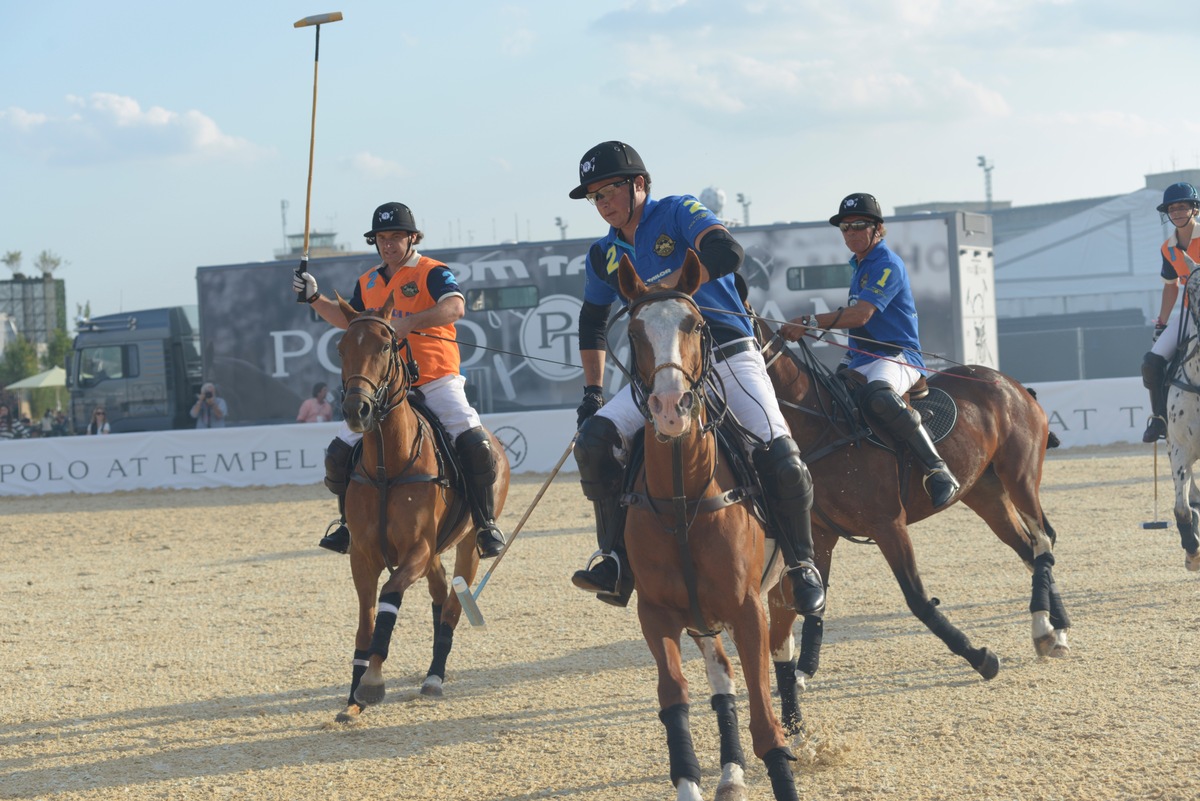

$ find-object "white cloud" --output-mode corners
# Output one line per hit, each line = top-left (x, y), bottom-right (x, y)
(0, 93), (262, 166)
(344, 151), (408, 179)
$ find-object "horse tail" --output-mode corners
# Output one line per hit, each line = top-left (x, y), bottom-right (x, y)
(1021, 384), (1060, 449)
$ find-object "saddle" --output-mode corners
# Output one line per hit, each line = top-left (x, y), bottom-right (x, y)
(834, 370), (958, 446)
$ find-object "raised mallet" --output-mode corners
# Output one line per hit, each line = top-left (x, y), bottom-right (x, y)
(454, 435), (578, 627)
(1143, 440), (1170, 529)
(293, 12), (344, 302)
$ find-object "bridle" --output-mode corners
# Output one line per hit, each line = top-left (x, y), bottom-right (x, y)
(341, 314), (414, 429)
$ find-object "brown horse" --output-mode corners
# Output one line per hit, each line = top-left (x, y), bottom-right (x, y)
(755, 319), (1069, 734)
(617, 252), (799, 801)
(332, 295), (509, 723)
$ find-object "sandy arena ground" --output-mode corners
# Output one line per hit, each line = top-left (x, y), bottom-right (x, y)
(2, 443), (1198, 801)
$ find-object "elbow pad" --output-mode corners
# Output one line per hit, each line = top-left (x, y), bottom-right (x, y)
(578, 301), (611, 351)
(697, 228), (744, 279)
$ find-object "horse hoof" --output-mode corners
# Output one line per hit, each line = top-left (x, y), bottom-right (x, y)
(1031, 610), (1055, 657)
(715, 763), (748, 801)
(354, 680), (385, 707)
(1033, 632), (1057, 657)
(796, 671), (812, 695)
(420, 676), (444, 697)
(334, 704), (363, 723)
(1186, 551), (1200, 572)
(974, 648), (1000, 680)
(1049, 630), (1071, 658)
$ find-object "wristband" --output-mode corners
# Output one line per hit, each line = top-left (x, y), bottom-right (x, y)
(306, 291), (320, 305)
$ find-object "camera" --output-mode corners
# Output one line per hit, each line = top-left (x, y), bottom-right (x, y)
(204, 391), (213, 399)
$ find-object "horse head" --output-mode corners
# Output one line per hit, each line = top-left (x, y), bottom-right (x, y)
(336, 293), (410, 433)
(618, 250), (708, 440)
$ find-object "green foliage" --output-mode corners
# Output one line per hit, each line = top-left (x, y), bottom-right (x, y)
(34, 250), (64, 276)
(0, 336), (39, 387)
(45, 328), (72, 371)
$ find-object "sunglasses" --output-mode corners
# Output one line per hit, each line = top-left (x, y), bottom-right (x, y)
(585, 179), (632, 205)
(839, 220), (875, 232)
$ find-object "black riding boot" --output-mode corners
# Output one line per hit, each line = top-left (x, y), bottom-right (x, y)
(862, 381), (960, 508)
(753, 436), (826, 616)
(320, 437), (354, 554)
(455, 427), (507, 559)
(1142, 352), (1168, 443)
(571, 416), (634, 607)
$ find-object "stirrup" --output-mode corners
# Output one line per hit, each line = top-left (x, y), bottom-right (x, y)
(476, 524), (506, 559)
(320, 520), (350, 554)
(1143, 415), (1167, 443)
(922, 467), (960, 508)
(572, 550), (623, 594)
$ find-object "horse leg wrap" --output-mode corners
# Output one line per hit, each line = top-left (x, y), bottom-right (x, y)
(346, 648), (370, 707)
(1029, 552), (1054, 615)
(797, 614), (823, 677)
(915, 597), (972, 657)
(710, 693), (746, 769)
(427, 603), (453, 680)
(1181, 508), (1200, 554)
(773, 660), (802, 736)
(658, 703), (702, 788)
(368, 591), (402, 662)
(1047, 574), (1071, 631)
(762, 746), (799, 801)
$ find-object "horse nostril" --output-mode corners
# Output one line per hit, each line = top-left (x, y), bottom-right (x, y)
(679, 392), (694, 415)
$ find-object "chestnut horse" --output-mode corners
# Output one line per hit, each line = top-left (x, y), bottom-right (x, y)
(754, 318), (1069, 734)
(332, 295), (509, 722)
(617, 252), (799, 801)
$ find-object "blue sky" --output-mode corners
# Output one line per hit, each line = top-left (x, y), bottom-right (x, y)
(1, 1), (1192, 321)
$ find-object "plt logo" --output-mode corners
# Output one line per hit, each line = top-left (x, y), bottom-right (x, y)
(519, 294), (583, 381)
(492, 425), (528, 469)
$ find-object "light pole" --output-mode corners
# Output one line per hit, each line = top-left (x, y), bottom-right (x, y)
(977, 156), (994, 213)
(736, 193), (751, 226)
(555, 216), (568, 240)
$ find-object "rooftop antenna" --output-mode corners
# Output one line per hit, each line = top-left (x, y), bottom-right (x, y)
(977, 156), (994, 212)
(280, 200), (289, 250)
(555, 216), (568, 240)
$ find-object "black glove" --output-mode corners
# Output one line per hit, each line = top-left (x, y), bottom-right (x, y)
(576, 385), (605, 428)
(1154, 320), (1168, 342)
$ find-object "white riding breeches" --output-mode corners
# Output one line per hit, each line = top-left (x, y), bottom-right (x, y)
(852, 350), (923, 395)
(337, 373), (481, 446)
(1151, 310), (1190, 360)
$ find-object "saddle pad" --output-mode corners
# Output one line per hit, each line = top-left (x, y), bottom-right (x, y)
(865, 386), (957, 447)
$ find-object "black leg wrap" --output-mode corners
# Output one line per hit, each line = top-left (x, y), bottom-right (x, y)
(1030, 552), (1054, 615)
(797, 614), (823, 677)
(774, 660), (802, 736)
(347, 648), (370, 707)
(427, 604), (453, 679)
(1181, 508), (1200, 553)
(915, 597), (971, 657)
(368, 591), (402, 662)
(710, 693), (746, 769)
(1047, 576), (1071, 631)
(658, 703), (701, 788)
(762, 746), (799, 801)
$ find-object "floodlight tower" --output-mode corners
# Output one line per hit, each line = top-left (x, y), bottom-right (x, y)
(977, 156), (994, 212)
(736, 193), (751, 226)
(555, 216), (568, 240)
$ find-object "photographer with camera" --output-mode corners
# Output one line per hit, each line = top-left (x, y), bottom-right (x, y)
(190, 382), (227, 429)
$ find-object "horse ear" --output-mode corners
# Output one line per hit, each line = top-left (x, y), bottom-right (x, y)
(335, 293), (357, 321)
(678, 250), (703, 296)
(380, 292), (396, 319)
(617, 254), (647, 300)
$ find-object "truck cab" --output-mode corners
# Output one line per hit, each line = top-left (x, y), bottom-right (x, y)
(66, 306), (202, 433)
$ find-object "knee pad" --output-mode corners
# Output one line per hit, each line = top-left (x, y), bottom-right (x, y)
(455, 426), (497, 481)
(1142, 352), (1168, 390)
(324, 437), (354, 495)
(753, 436), (813, 504)
(575, 416), (625, 500)
(861, 380), (918, 437)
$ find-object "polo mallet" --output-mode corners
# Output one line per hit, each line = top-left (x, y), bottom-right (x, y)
(1143, 440), (1170, 529)
(292, 11), (344, 302)
(454, 434), (578, 628)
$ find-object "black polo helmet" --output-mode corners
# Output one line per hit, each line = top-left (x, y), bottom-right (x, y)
(363, 202), (418, 245)
(569, 141), (649, 199)
(1157, 182), (1200, 213)
(829, 193), (885, 226)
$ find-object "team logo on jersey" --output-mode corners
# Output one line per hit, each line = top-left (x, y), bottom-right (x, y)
(653, 234), (676, 257)
(401, 282), (419, 297)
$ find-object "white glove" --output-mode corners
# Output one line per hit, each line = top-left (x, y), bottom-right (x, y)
(293, 271), (318, 302)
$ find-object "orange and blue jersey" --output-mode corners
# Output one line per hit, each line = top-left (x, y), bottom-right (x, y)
(1160, 233), (1200, 282)
(350, 256), (462, 385)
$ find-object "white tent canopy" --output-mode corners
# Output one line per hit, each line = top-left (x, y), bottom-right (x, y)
(7, 366), (66, 390)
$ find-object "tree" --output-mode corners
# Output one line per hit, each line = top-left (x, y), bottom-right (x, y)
(2, 251), (21, 278)
(45, 328), (73, 371)
(0, 336), (39, 386)
(34, 250), (65, 277)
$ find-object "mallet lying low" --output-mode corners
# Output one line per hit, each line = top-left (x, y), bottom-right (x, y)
(454, 435), (578, 627)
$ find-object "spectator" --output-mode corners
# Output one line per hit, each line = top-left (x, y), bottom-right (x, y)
(16, 416), (32, 439)
(52, 410), (70, 437)
(296, 382), (334, 423)
(86, 407), (111, 435)
(190, 382), (227, 429)
(41, 409), (55, 437)
(0, 405), (13, 439)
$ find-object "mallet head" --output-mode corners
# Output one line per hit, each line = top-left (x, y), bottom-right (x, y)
(1141, 521), (1169, 530)
(294, 11), (343, 28)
